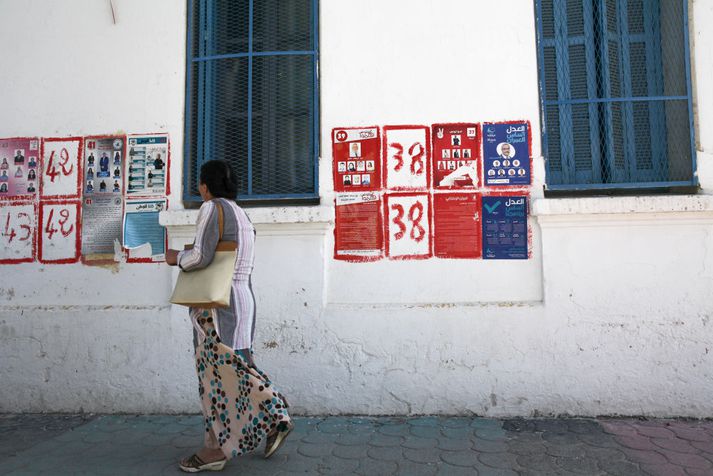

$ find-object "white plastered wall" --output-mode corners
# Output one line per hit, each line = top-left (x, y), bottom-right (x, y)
(1, 0), (712, 417)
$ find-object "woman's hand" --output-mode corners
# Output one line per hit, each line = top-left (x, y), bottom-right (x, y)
(165, 249), (179, 266)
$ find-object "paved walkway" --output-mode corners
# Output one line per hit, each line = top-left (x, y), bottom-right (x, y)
(1, 415), (713, 475)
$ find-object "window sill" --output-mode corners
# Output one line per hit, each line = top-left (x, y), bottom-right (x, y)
(532, 195), (713, 223)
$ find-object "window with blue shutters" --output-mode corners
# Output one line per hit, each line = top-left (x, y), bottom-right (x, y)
(535, 0), (696, 192)
(184, 0), (319, 203)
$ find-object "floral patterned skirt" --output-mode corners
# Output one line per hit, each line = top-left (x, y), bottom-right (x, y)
(193, 309), (291, 459)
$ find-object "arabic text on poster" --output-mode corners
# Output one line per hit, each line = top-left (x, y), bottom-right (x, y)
(334, 192), (383, 260)
(433, 193), (481, 259)
(123, 199), (167, 262)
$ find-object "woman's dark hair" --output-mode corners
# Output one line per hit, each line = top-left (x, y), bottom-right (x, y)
(199, 159), (238, 199)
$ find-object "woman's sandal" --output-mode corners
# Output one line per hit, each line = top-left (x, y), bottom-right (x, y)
(264, 421), (294, 459)
(179, 454), (227, 473)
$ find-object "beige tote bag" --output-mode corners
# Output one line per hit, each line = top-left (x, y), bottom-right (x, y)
(170, 201), (237, 308)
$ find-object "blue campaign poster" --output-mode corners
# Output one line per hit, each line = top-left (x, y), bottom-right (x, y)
(481, 195), (528, 259)
(483, 122), (530, 186)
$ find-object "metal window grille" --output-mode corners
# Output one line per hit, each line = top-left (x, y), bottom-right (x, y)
(535, 0), (696, 191)
(185, 0), (319, 202)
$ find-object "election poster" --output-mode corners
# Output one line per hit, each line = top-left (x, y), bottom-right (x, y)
(483, 122), (531, 186)
(40, 137), (83, 199)
(0, 138), (40, 199)
(433, 193), (481, 259)
(481, 195), (528, 259)
(332, 127), (381, 192)
(38, 201), (81, 264)
(334, 192), (383, 261)
(123, 199), (167, 262)
(384, 192), (431, 259)
(431, 123), (480, 189)
(126, 134), (169, 197)
(0, 201), (36, 264)
(81, 136), (125, 259)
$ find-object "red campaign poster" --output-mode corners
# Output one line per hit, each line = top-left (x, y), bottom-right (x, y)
(384, 192), (432, 260)
(334, 192), (383, 261)
(332, 127), (381, 192)
(432, 192), (481, 259)
(0, 137), (41, 200)
(383, 125), (431, 191)
(38, 200), (81, 264)
(431, 123), (481, 189)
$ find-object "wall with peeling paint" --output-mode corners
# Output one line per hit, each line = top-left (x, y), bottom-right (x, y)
(1, 0), (713, 417)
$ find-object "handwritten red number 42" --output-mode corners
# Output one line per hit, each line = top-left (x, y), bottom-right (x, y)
(45, 148), (74, 182)
(44, 208), (74, 240)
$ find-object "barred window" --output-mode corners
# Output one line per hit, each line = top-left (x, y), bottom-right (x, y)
(535, 0), (696, 192)
(185, 0), (319, 203)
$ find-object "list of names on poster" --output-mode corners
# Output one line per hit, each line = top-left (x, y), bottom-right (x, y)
(334, 192), (383, 260)
(433, 193), (481, 259)
(432, 123), (480, 189)
(481, 195), (528, 260)
(332, 127), (380, 192)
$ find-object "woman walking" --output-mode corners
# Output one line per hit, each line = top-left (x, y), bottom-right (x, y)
(166, 160), (292, 472)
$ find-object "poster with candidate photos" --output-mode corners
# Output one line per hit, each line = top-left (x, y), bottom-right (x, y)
(126, 134), (168, 197)
(81, 136), (125, 259)
(431, 123), (480, 189)
(483, 122), (531, 186)
(0, 137), (40, 199)
(332, 127), (381, 192)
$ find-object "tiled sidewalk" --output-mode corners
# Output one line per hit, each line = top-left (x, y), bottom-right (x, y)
(1, 414), (712, 475)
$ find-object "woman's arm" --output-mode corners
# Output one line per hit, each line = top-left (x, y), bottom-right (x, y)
(173, 201), (221, 272)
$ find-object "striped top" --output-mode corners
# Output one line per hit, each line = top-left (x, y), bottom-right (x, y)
(177, 199), (256, 350)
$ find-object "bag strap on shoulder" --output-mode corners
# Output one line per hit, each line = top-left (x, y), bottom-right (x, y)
(212, 199), (237, 251)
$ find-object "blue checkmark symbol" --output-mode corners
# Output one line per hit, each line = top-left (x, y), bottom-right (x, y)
(484, 201), (501, 214)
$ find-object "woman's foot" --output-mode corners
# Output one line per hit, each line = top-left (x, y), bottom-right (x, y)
(265, 421), (294, 459)
(179, 448), (227, 473)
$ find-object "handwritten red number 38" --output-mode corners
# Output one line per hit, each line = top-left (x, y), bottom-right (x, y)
(390, 201), (425, 242)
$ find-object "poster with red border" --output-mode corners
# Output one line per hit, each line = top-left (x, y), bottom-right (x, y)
(0, 137), (40, 201)
(383, 125), (431, 191)
(332, 127), (380, 192)
(126, 133), (170, 197)
(38, 200), (81, 264)
(432, 192), (481, 259)
(431, 123), (481, 189)
(483, 120), (532, 187)
(40, 137), (83, 200)
(81, 135), (126, 262)
(0, 201), (37, 264)
(384, 192), (432, 260)
(334, 192), (383, 261)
